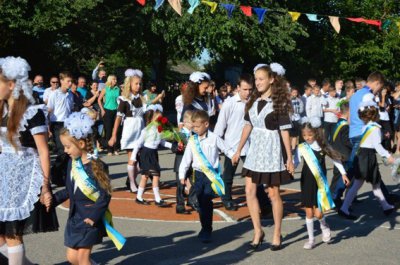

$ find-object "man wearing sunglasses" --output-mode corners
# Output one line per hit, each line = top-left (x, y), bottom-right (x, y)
(43, 76), (59, 105)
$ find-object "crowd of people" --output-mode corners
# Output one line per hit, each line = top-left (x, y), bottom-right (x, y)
(0, 56), (399, 265)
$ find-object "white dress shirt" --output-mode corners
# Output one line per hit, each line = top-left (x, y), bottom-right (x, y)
(179, 131), (234, 180)
(43, 87), (57, 104)
(214, 94), (249, 158)
(360, 122), (390, 158)
(306, 95), (324, 118)
(323, 96), (339, 123)
(47, 89), (73, 122)
(131, 125), (172, 159)
(294, 141), (347, 175)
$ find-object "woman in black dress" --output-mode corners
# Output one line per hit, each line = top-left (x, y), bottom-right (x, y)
(0, 57), (58, 264)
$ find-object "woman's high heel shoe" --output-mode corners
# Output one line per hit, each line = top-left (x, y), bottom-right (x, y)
(270, 235), (283, 251)
(249, 232), (265, 251)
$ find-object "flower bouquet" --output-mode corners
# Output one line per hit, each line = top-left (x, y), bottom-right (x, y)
(153, 115), (188, 145)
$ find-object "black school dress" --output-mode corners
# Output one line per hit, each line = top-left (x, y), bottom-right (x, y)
(241, 99), (293, 186)
(0, 104), (59, 236)
(301, 149), (326, 208)
(54, 161), (110, 248)
(354, 148), (381, 185)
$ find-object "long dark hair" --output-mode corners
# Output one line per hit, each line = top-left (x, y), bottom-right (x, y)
(301, 122), (343, 161)
(245, 65), (291, 115)
(182, 81), (208, 105)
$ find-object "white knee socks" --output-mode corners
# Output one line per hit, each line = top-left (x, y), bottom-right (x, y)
(153, 187), (162, 203)
(305, 218), (314, 242)
(127, 165), (138, 192)
(0, 243), (7, 258)
(7, 244), (33, 265)
(341, 179), (364, 214)
(372, 184), (394, 210)
(137, 187), (145, 201)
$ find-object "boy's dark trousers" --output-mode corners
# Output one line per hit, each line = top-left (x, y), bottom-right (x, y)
(176, 171), (197, 210)
(193, 170), (214, 233)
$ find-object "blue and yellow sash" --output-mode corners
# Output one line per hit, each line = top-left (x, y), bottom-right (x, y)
(332, 120), (348, 142)
(189, 134), (225, 196)
(71, 159), (126, 250)
(298, 143), (335, 212)
(359, 124), (379, 147)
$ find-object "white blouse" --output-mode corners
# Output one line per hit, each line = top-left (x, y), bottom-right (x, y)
(294, 141), (347, 175)
(360, 121), (390, 158)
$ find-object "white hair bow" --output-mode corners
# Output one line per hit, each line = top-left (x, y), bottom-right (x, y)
(189, 72), (211, 83)
(125, 68), (143, 78)
(358, 100), (378, 111)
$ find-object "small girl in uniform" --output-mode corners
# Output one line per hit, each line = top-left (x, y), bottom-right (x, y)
(294, 117), (350, 249)
(108, 69), (145, 193)
(131, 104), (177, 207)
(339, 101), (395, 219)
(53, 111), (124, 265)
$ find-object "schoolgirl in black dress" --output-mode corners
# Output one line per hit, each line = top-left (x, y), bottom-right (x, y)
(294, 118), (349, 249)
(339, 101), (396, 219)
(233, 63), (294, 251)
(108, 69), (145, 193)
(131, 104), (177, 207)
(0, 56), (58, 264)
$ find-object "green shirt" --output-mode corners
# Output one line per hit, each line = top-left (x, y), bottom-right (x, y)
(103, 86), (120, 110)
(143, 89), (157, 105)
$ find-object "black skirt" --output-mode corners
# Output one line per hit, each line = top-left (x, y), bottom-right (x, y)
(289, 120), (301, 137)
(0, 200), (59, 236)
(139, 146), (161, 177)
(300, 149), (326, 208)
(354, 148), (381, 185)
(242, 168), (292, 187)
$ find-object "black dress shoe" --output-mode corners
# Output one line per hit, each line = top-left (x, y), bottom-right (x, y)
(176, 205), (190, 214)
(249, 232), (265, 251)
(155, 200), (168, 207)
(384, 208), (395, 216)
(270, 236), (282, 251)
(224, 201), (238, 211)
(338, 209), (358, 220)
(135, 198), (150, 205)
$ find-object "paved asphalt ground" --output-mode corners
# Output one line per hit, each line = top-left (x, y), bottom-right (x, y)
(19, 150), (400, 265)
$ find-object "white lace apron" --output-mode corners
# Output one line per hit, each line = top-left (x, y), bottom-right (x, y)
(119, 98), (145, 150)
(0, 130), (43, 222)
(243, 100), (286, 173)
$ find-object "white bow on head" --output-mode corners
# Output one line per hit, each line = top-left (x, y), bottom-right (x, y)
(189, 71), (211, 83)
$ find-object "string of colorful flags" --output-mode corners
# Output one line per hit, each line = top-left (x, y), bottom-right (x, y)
(136, 0), (400, 34)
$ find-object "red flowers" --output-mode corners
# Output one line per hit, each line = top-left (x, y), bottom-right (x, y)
(157, 116), (163, 122)
(157, 125), (163, 133)
(161, 117), (168, 124)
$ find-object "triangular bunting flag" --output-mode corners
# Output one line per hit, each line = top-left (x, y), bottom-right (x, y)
(288, 11), (301, 21)
(188, 0), (200, 14)
(347, 18), (382, 29)
(221, 4), (235, 19)
(329, 16), (341, 33)
(202, 1), (218, 13)
(154, 0), (165, 11)
(168, 0), (182, 16)
(240, 6), (252, 17)
(136, 0), (146, 6)
(253, 7), (267, 24)
(306, 13), (322, 22)
(382, 19), (391, 30)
